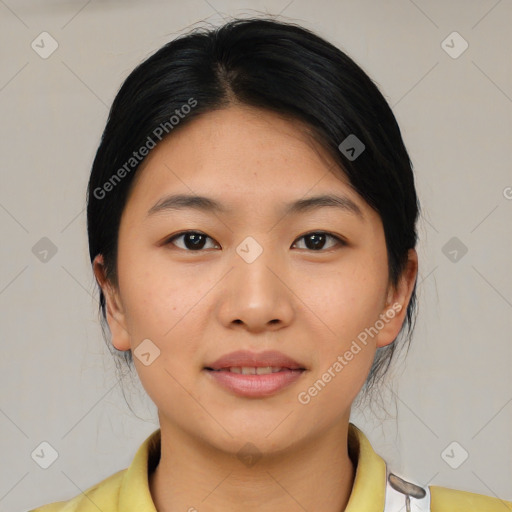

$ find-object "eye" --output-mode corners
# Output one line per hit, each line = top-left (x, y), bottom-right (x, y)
(164, 230), (345, 252)
(165, 231), (220, 251)
(292, 231), (345, 251)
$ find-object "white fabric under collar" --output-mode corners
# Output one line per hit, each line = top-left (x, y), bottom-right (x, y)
(384, 466), (431, 511)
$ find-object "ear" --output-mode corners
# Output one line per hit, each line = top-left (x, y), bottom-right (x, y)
(375, 248), (418, 349)
(92, 254), (131, 352)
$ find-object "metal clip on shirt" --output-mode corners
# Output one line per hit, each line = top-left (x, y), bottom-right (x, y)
(384, 468), (431, 512)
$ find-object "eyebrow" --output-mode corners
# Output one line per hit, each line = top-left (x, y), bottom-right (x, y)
(146, 193), (364, 220)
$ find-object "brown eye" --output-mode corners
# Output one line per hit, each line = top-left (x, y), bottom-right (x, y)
(166, 231), (219, 251)
(165, 230), (345, 252)
(292, 232), (345, 251)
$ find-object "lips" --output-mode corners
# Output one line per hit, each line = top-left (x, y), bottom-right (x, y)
(204, 350), (307, 397)
(204, 350), (306, 371)
(213, 367), (286, 375)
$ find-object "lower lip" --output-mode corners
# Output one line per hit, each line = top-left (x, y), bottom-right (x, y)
(204, 369), (305, 398)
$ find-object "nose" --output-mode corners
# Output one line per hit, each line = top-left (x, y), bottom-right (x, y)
(216, 243), (295, 333)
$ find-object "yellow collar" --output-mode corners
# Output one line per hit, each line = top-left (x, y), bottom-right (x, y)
(118, 422), (387, 511)
(33, 423), (512, 510)
(345, 422), (387, 510)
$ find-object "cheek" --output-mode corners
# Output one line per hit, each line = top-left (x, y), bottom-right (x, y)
(296, 251), (389, 342)
(117, 242), (208, 356)
(293, 256), (386, 413)
(118, 258), (212, 404)
(119, 234), (186, 321)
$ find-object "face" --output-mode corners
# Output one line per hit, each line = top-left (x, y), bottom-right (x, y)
(94, 105), (417, 455)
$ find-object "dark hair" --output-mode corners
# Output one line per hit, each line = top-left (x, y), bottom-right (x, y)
(87, 16), (419, 411)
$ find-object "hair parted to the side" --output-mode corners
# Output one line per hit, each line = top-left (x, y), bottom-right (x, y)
(86, 16), (419, 413)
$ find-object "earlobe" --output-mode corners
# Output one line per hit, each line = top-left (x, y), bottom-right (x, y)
(92, 255), (132, 352)
(376, 249), (418, 349)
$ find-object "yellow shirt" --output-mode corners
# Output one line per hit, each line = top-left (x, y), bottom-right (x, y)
(30, 423), (512, 511)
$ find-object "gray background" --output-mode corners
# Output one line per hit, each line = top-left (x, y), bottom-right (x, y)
(1, 0), (511, 510)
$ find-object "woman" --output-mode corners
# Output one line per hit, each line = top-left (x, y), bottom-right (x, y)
(31, 17), (512, 512)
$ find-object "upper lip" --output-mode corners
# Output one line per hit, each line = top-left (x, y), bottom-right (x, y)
(205, 350), (306, 370)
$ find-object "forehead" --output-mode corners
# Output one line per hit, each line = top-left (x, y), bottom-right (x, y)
(124, 106), (368, 219)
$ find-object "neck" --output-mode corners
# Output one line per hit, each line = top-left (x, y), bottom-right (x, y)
(149, 418), (356, 512)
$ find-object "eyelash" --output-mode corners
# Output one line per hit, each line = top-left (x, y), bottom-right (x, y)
(164, 230), (346, 252)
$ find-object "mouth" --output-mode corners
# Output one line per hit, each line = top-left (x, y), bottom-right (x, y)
(204, 366), (305, 374)
(203, 350), (307, 397)
(203, 366), (306, 398)
(204, 349), (307, 372)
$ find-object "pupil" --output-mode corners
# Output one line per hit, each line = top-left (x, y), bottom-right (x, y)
(186, 233), (205, 250)
(182, 233), (327, 251)
(307, 233), (325, 250)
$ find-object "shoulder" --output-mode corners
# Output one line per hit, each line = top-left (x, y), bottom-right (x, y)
(28, 427), (161, 512)
(28, 468), (126, 512)
(430, 484), (512, 511)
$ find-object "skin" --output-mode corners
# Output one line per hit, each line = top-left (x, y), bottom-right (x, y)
(93, 105), (418, 512)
